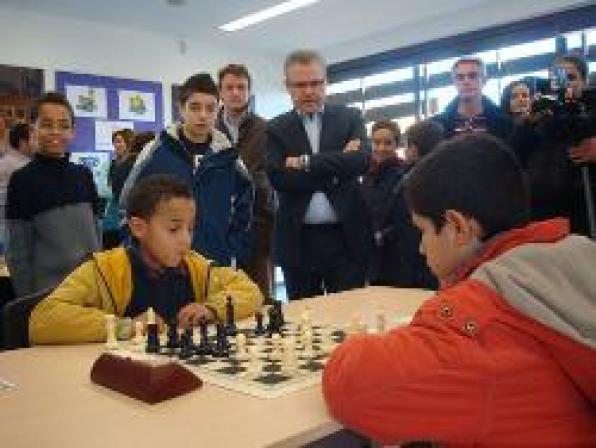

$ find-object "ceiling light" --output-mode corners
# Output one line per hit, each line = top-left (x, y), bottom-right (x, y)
(219, 0), (321, 32)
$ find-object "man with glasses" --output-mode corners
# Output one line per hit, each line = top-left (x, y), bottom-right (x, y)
(433, 57), (513, 140)
(266, 49), (373, 300)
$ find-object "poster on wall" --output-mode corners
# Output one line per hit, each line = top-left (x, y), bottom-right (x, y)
(70, 151), (111, 198)
(118, 90), (155, 122)
(65, 85), (108, 118)
(95, 120), (134, 152)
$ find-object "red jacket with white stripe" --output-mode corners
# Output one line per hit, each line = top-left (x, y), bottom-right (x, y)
(323, 219), (596, 447)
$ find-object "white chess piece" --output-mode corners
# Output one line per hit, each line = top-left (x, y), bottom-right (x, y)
(302, 328), (314, 358)
(270, 333), (282, 360)
(132, 321), (144, 351)
(146, 307), (156, 325)
(244, 346), (262, 379)
(104, 314), (119, 350)
(319, 325), (334, 353)
(281, 339), (299, 375)
(235, 333), (248, 360)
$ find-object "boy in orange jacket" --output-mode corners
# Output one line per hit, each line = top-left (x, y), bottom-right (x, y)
(323, 134), (596, 446)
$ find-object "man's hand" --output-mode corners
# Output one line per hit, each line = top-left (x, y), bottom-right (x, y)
(177, 303), (215, 329)
(570, 137), (596, 164)
(343, 139), (361, 152)
(285, 156), (303, 169)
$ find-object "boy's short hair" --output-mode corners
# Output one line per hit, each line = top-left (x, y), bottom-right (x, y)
(554, 54), (588, 82)
(111, 128), (134, 146)
(126, 175), (193, 219)
(404, 133), (530, 239)
(405, 120), (445, 158)
(9, 122), (30, 149)
(452, 57), (486, 77)
(284, 49), (327, 76)
(32, 91), (75, 124)
(218, 64), (252, 89)
(371, 120), (401, 144)
(179, 73), (218, 105)
(131, 131), (155, 155)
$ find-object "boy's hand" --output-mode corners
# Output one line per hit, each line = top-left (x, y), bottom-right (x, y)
(343, 138), (361, 152)
(177, 303), (215, 329)
(134, 310), (165, 334)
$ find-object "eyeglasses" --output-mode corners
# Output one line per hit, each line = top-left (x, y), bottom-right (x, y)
(454, 72), (480, 81)
(288, 79), (325, 89)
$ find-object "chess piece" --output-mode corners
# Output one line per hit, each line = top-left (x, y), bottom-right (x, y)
(145, 307), (160, 354)
(270, 333), (282, 361)
(319, 325), (334, 353)
(196, 317), (212, 356)
(132, 320), (144, 351)
(254, 310), (265, 336)
(235, 333), (248, 360)
(281, 339), (299, 375)
(213, 323), (230, 358)
(179, 328), (194, 360)
(273, 300), (285, 326)
(166, 321), (179, 349)
(225, 296), (237, 336)
(302, 328), (314, 358)
(244, 346), (262, 379)
(105, 314), (119, 350)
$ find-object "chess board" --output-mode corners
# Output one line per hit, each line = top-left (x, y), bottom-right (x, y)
(111, 316), (412, 400)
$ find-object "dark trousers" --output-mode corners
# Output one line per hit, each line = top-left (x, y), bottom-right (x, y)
(282, 224), (366, 301)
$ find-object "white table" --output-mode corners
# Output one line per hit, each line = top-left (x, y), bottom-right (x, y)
(0, 286), (432, 448)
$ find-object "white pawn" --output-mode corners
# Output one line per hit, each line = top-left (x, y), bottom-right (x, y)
(244, 346), (262, 379)
(302, 328), (314, 358)
(319, 325), (334, 353)
(235, 333), (248, 360)
(270, 333), (282, 360)
(105, 314), (119, 350)
(281, 339), (299, 375)
(132, 320), (144, 351)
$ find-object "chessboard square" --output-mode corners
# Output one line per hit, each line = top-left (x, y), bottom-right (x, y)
(301, 360), (325, 372)
(216, 365), (247, 375)
(262, 363), (281, 374)
(255, 373), (291, 385)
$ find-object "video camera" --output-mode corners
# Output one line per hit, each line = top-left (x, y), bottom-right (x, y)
(530, 66), (596, 146)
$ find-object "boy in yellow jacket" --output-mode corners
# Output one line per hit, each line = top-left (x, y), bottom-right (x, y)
(30, 175), (263, 344)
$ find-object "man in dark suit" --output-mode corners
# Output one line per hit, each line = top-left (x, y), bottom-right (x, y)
(267, 49), (373, 300)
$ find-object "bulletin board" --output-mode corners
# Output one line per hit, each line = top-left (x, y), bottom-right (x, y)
(55, 71), (163, 154)
(55, 71), (163, 197)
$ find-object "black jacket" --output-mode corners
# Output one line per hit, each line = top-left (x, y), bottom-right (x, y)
(432, 95), (513, 141)
(266, 105), (373, 267)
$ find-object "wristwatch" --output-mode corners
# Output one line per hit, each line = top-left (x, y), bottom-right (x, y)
(300, 154), (310, 171)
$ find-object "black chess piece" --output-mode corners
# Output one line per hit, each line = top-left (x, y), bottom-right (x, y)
(254, 310), (265, 336)
(225, 296), (237, 336)
(196, 317), (212, 356)
(146, 323), (160, 353)
(273, 300), (285, 327)
(166, 320), (179, 349)
(179, 327), (194, 360)
(212, 323), (230, 358)
(267, 303), (283, 336)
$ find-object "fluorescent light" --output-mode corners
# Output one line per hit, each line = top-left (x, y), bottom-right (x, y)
(219, 0), (321, 32)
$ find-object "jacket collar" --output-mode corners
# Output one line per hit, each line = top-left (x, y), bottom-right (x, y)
(442, 218), (571, 289)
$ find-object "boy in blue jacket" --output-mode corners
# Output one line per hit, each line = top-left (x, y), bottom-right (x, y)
(121, 73), (254, 268)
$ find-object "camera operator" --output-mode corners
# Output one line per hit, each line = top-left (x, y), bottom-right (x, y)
(511, 54), (596, 238)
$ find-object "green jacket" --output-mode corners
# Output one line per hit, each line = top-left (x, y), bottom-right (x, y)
(29, 247), (263, 344)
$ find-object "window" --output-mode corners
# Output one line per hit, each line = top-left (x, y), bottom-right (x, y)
(363, 67), (413, 88)
(499, 38), (556, 62)
(327, 78), (361, 95)
(364, 93), (414, 111)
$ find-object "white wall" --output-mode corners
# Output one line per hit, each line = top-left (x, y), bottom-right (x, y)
(0, 6), (291, 121)
(324, 0), (590, 63)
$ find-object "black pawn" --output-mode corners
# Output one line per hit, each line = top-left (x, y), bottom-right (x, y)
(146, 323), (160, 353)
(225, 296), (237, 336)
(166, 321), (179, 349)
(213, 323), (230, 357)
(179, 327), (194, 360)
(254, 310), (265, 336)
(196, 317), (212, 356)
(273, 300), (285, 327)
